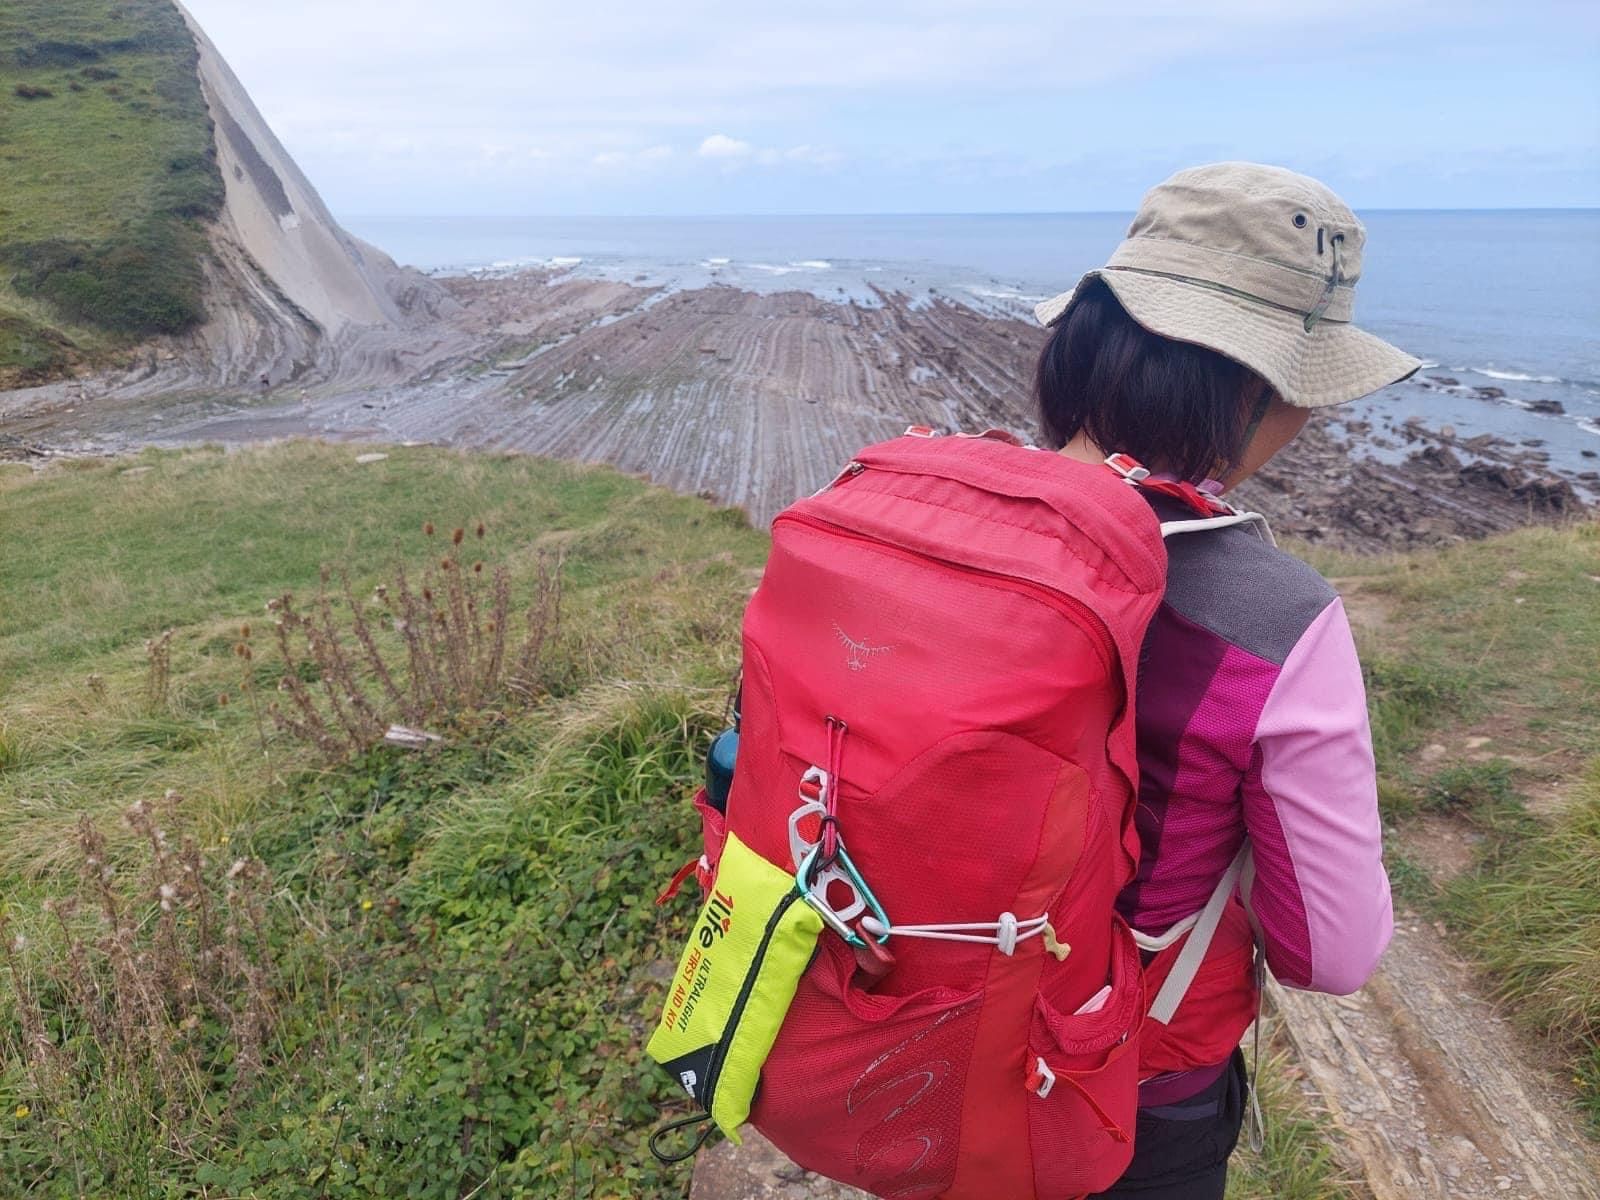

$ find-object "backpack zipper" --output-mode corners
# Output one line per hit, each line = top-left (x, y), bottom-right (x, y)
(777, 510), (1115, 674)
(847, 450), (1163, 592)
(700, 887), (806, 1103)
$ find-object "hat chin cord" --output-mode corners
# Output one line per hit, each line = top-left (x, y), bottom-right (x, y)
(1303, 234), (1344, 332)
(1216, 388), (1275, 483)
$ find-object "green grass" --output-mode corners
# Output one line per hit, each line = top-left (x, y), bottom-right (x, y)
(1309, 523), (1600, 784)
(1439, 763), (1600, 1127)
(0, 0), (223, 381)
(1226, 1027), (1356, 1200)
(0, 442), (766, 1194)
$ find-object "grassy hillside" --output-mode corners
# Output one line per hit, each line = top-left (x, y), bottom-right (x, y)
(0, 0), (222, 386)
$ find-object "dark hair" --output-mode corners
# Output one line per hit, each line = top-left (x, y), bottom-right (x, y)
(1034, 279), (1265, 482)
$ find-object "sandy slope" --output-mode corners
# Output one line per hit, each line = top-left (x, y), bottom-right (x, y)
(175, 0), (405, 337)
(168, 0), (472, 392)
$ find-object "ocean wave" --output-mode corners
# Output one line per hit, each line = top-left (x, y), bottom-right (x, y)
(1451, 364), (1564, 384)
(1479, 367), (1562, 383)
(704, 256), (731, 266)
(549, 256), (583, 267)
(748, 260), (833, 274)
(962, 284), (1051, 303)
(484, 255), (546, 272)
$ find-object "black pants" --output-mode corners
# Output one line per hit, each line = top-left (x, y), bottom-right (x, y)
(1087, 1051), (1247, 1199)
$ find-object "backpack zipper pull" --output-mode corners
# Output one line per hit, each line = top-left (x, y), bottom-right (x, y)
(1043, 922), (1072, 962)
(811, 460), (865, 496)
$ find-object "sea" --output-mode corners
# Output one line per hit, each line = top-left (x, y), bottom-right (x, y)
(345, 211), (1600, 480)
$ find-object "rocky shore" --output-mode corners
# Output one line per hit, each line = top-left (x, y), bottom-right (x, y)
(2, 268), (1589, 555)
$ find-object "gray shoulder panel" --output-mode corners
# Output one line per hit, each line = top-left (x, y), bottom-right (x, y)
(1161, 522), (1337, 666)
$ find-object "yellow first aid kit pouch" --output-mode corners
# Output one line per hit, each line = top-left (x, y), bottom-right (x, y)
(646, 831), (823, 1145)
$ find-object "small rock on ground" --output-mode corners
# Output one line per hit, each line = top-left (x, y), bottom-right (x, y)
(692, 1128), (868, 1200)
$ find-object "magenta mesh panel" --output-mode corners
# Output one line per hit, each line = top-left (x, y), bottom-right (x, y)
(1239, 747), (1314, 985)
(1125, 639), (1279, 932)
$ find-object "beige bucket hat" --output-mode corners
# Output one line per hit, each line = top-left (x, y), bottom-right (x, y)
(1036, 162), (1421, 408)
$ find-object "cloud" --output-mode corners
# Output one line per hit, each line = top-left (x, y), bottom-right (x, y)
(593, 144), (676, 168)
(183, 0), (1600, 213)
(698, 137), (843, 168)
(698, 133), (753, 159)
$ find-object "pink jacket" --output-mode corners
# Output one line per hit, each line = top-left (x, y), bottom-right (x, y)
(1128, 498), (1394, 1093)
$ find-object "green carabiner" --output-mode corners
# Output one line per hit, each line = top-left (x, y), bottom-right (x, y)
(795, 843), (891, 947)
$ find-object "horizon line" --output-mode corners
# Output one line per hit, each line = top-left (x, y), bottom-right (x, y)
(342, 205), (1600, 221)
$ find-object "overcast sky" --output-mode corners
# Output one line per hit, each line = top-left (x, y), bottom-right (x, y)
(182, 0), (1599, 216)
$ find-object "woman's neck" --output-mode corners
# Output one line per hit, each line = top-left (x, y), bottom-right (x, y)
(1057, 432), (1108, 468)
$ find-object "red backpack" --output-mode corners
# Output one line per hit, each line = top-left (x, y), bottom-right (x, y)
(681, 429), (1259, 1199)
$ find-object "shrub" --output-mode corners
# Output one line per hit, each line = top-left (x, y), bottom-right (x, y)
(153, 149), (225, 220)
(0, 312), (73, 384)
(254, 523), (564, 759)
(11, 39), (100, 68)
(0, 794), (280, 1190)
(12, 84), (54, 100)
(4, 218), (209, 336)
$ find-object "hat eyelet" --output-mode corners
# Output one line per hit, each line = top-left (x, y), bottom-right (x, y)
(1292, 213), (1308, 229)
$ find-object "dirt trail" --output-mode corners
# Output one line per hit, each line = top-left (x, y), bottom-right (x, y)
(1272, 917), (1600, 1199)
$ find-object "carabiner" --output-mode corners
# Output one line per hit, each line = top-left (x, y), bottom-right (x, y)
(795, 843), (891, 947)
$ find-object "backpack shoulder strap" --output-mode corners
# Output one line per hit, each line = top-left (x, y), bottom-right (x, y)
(1158, 511), (1276, 546)
(1144, 841), (1253, 1025)
(1101, 452), (1277, 547)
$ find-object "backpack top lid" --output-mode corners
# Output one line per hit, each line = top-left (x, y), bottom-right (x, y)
(838, 432), (1169, 599)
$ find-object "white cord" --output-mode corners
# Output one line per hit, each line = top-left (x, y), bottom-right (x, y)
(857, 911), (1050, 956)
(1128, 912), (1200, 953)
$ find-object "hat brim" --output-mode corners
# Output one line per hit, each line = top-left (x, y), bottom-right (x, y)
(1035, 270), (1421, 409)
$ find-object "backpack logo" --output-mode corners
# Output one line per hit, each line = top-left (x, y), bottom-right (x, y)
(678, 1069), (698, 1095)
(834, 623), (892, 672)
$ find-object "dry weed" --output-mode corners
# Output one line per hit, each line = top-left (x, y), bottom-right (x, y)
(255, 522), (562, 758)
(143, 628), (173, 711)
(0, 791), (278, 1155)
